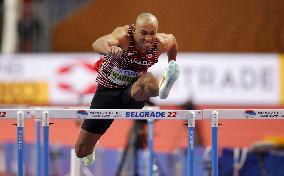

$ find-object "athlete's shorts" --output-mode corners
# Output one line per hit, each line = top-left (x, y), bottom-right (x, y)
(81, 84), (145, 134)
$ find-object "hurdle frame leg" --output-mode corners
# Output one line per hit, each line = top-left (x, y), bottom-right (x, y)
(17, 111), (24, 176)
(70, 148), (81, 176)
(42, 111), (50, 176)
(188, 111), (195, 176)
(147, 119), (154, 176)
(35, 119), (41, 176)
(211, 111), (218, 176)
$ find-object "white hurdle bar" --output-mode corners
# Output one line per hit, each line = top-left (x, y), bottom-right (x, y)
(0, 109), (32, 176)
(203, 109), (284, 176)
(34, 109), (202, 176)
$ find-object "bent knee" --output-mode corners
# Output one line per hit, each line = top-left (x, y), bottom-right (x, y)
(144, 84), (159, 97)
(143, 72), (158, 83)
(131, 82), (159, 101)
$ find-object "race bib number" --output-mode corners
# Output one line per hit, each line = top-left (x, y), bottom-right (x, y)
(109, 67), (142, 86)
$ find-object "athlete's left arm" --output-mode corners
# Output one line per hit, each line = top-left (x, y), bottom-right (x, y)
(157, 33), (178, 62)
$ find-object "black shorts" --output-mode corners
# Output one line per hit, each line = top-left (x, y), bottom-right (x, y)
(81, 84), (145, 134)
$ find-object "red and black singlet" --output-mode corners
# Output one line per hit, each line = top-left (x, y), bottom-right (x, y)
(95, 24), (159, 88)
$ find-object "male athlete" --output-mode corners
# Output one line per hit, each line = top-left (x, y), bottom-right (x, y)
(75, 13), (180, 165)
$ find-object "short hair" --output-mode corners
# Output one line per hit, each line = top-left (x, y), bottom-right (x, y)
(136, 13), (158, 25)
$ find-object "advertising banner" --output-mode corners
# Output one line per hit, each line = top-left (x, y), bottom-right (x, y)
(0, 53), (281, 105)
(150, 53), (281, 105)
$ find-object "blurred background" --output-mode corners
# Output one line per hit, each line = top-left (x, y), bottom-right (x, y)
(0, 0), (284, 175)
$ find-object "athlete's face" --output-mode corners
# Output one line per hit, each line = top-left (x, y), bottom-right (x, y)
(134, 21), (158, 51)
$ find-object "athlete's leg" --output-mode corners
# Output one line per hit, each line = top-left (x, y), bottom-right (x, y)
(75, 130), (101, 158)
(131, 72), (159, 101)
(75, 85), (121, 158)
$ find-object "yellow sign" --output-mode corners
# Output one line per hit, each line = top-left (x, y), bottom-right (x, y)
(0, 82), (48, 105)
(280, 54), (284, 105)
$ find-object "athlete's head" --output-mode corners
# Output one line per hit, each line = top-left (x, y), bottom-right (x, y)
(134, 13), (158, 52)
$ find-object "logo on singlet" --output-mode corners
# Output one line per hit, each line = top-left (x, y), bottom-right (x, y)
(109, 67), (142, 86)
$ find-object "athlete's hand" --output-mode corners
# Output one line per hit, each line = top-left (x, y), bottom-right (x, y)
(107, 46), (123, 58)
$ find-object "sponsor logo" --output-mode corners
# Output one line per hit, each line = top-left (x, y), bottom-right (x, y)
(0, 82), (48, 105)
(189, 131), (194, 150)
(18, 130), (23, 150)
(57, 60), (98, 95)
(0, 59), (23, 75)
(244, 110), (256, 118)
(244, 110), (284, 118)
(89, 111), (121, 118)
(257, 111), (284, 118)
(76, 110), (88, 118)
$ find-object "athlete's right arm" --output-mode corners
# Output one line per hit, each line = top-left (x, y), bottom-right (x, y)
(92, 25), (128, 58)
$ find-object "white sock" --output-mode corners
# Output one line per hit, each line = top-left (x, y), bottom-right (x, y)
(82, 149), (96, 166)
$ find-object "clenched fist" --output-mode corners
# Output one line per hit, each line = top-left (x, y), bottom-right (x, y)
(107, 46), (123, 58)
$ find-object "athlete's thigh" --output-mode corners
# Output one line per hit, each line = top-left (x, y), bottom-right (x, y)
(121, 86), (145, 109)
(82, 85), (122, 134)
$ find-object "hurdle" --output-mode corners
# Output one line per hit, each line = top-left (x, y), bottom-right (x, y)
(203, 109), (284, 176)
(34, 109), (202, 176)
(69, 106), (161, 176)
(0, 109), (31, 176)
